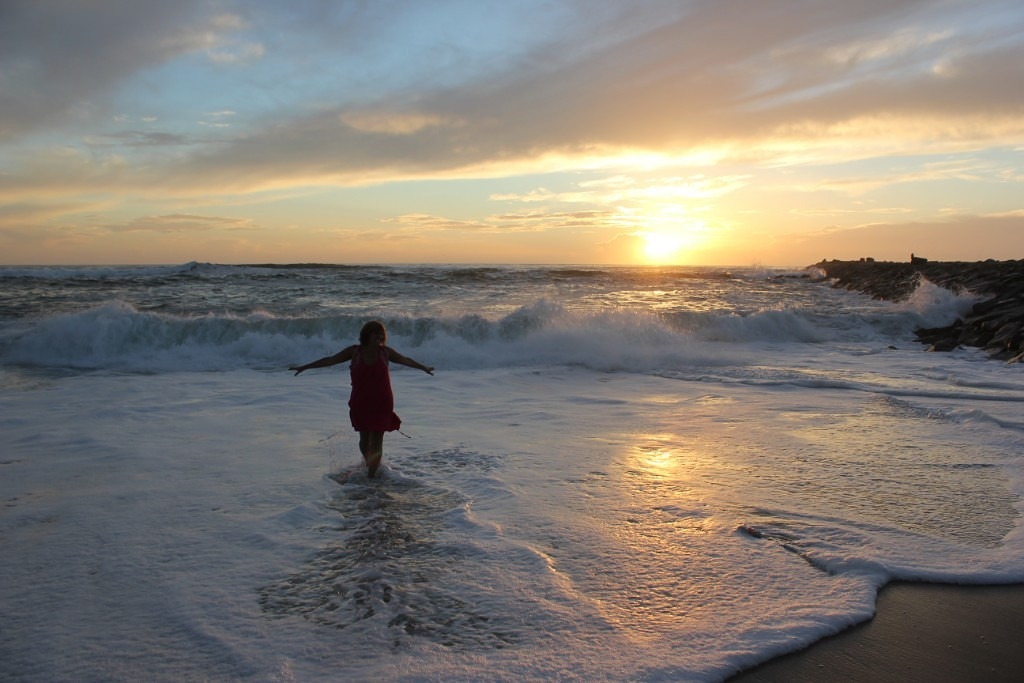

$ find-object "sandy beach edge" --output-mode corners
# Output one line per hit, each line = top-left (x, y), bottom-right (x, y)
(725, 581), (1024, 683)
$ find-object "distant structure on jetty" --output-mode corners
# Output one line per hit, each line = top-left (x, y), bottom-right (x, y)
(812, 258), (1024, 362)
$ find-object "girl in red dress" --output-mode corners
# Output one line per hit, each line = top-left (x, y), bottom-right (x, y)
(290, 321), (434, 477)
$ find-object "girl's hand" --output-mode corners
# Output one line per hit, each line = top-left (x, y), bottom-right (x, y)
(290, 365), (305, 376)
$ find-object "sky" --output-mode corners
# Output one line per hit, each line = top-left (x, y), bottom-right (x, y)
(1, 0), (1023, 266)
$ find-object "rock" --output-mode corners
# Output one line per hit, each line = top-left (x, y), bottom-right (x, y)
(811, 259), (1024, 361)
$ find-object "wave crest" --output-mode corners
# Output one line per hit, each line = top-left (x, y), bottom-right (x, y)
(1, 291), (949, 374)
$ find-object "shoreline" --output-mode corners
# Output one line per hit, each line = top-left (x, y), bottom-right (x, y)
(726, 581), (1024, 683)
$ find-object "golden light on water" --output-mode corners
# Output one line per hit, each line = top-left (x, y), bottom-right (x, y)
(572, 439), (717, 638)
(635, 444), (679, 475)
(626, 440), (707, 493)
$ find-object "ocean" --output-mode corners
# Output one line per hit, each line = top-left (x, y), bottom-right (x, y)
(2, 263), (1022, 682)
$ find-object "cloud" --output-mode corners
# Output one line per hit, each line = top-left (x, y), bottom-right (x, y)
(198, 110), (239, 128)
(797, 157), (1003, 196)
(986, 209), (1024, 218)
(207, 41), (265, 66)
(105, 213), (258, 234)
(0, 1), (242, 139)
(339, 111), (455, 136)
(0, 200), (104, 227)
(111, 0), (1016, 195)
(790, 207), (914, 217)
(84, 131), (193, 147)
(383, 209), (618, 235)
(381, 214), (491, 233)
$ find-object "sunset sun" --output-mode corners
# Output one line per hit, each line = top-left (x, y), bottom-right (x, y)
(641, 231), (687, 263)
(636, 221), (709, 264)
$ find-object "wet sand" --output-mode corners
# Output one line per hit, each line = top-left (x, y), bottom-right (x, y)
(727, 582), (1024, 683)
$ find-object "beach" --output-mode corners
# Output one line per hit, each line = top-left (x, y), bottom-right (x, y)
(728, 582), (1024, 682)
(2, 263), (1023, 681)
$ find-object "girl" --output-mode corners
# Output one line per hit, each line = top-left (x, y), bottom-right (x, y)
(290, 321), (434, 477)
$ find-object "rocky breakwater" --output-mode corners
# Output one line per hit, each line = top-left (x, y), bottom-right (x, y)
(812, 259), (1024, 362)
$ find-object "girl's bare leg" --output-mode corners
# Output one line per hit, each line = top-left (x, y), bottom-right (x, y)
(360, 431), (385, 477)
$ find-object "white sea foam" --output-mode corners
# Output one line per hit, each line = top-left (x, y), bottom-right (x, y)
(897, 276), (982, 322)
(1, 289), (962, 375)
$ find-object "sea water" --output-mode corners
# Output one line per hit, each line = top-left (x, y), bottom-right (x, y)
(1, 263), (1022, 682)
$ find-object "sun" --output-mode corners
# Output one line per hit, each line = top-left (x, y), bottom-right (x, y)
(639, 231), (689, 264)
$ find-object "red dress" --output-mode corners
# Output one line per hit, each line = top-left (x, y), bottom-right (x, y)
(348, 346), (402, 432)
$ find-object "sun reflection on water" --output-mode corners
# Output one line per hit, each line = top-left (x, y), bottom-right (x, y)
(544, 436), (732, 640)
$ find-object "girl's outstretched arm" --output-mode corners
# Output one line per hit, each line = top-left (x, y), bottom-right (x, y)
(386, 347), (434, 375)
(290, 345), (357, 375)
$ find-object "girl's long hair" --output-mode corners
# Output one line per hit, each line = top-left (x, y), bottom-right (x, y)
(358, 320), (386, 346)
